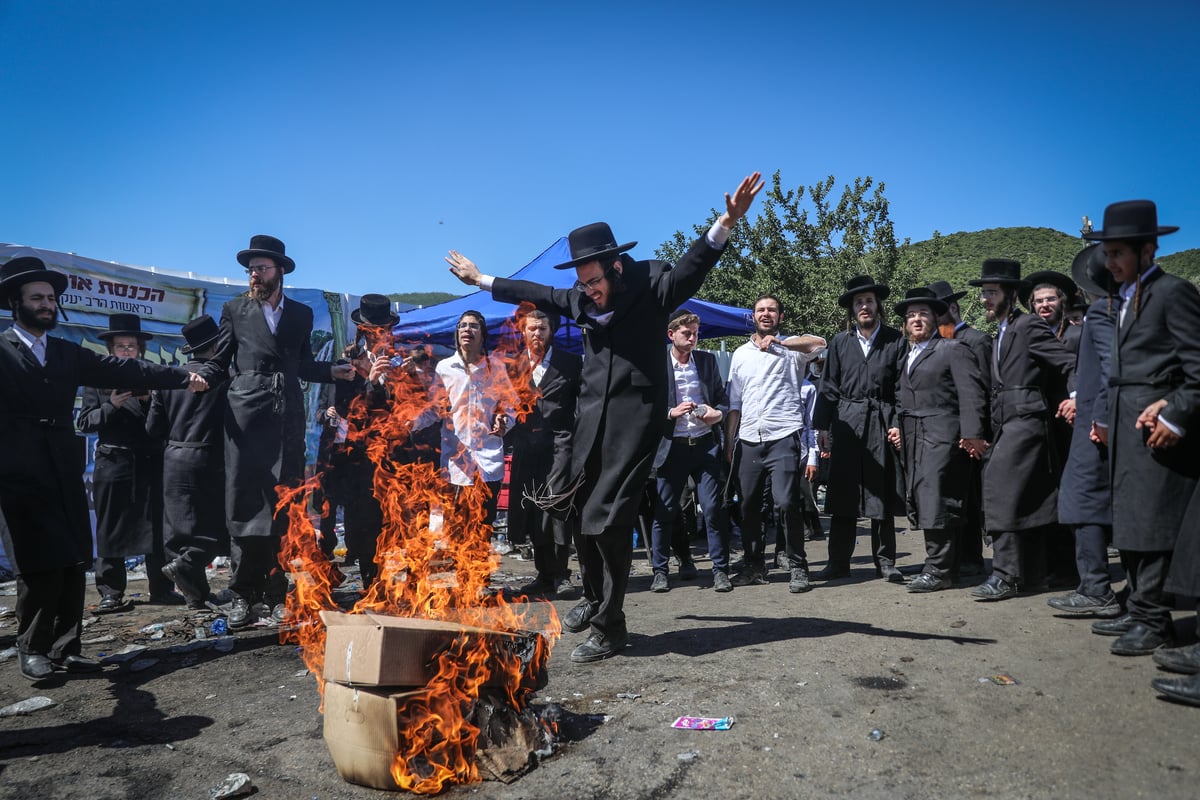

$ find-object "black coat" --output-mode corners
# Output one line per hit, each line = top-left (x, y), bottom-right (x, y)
(654, 348), (729, 469)
(1108, 269), (1200, 551)
(507, 347), (582, 544)
(954, 323), (993, 435)
(896, 337), (987, 529)
(981, 312), (1076, 531)
(0, 327), (190, 575)
(78, 384), (163, 558)
(199, 295), (335, 538)
(491, 234), (723, 535)
(1058, 300), (1117, 526)
(147, 361), (229, 553)
(812, 324), (905, 520)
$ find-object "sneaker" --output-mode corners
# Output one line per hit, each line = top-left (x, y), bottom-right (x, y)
(731, 566), (767, 587)
(1046, 591), (1121, 617)
(788, 567), (812, 593)
(650, 572), (670, 593)
(712, 570), (733, 593)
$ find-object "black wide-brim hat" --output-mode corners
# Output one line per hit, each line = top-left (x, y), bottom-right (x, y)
(1071, 244), (1114, 298)
(180, 314), (220, 353)
(1083, 200), (1178, 242)
(1018, 270), (1078, 309)
(0, 255), (68, 299)
(350, 293), (399, 327)
(925, 279), (966, 305)
(98, 312), (152, 341)
(968, 258), (1028, 288)
(237, 234), (296, 274)
(837, 274), (891, 308)
(893, 287), (948, 317)
(553, 222), (636, 270)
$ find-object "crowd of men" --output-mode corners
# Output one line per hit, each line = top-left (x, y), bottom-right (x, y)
(2, 186), (1198, 707)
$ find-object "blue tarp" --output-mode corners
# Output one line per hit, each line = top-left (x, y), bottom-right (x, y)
(391, 238), (752, 353)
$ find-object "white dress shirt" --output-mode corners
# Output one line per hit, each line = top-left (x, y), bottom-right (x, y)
(728, 339), (818, 465)
(670, 351), (708, 438)
(420, 352), (517, 486)
(262, 295), (285, 334)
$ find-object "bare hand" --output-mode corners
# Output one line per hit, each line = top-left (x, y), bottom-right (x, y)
(1136, 399), (1180, 449)
(1089, 421), (1109, 446)
(1057, 397), (1076, 425)
(960, 438), (989, 460)
(696, 405), (722, 425)
(186, 373), (209, 393)
(754, 334), (780, 352)
(325, 406), (338, 421)
(817, 431), (830, 453)
(491, 413), (508, 436)
(887, 427), (901, 450)
(331, 363), (355, 381)
(670, 401), (698, 419)
(368, 357), (391, 384)
(446, 250), (483, 288)
(109, 390), (132, 407)
(720, 171), (765, 227)
(804, 464), (818, 482)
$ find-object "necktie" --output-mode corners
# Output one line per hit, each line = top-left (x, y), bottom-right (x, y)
(31, 337), (46, 366)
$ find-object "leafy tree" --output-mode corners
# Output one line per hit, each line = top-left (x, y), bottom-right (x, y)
(656, 172), (919, 341)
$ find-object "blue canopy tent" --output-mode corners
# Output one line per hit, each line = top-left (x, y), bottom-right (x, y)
(392, 238), (752, 354)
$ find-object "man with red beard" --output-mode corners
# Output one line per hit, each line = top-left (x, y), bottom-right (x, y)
(1, 256), (207, 681)
(967, 260), (1075, 601)
(198, 235), (353, 629)
(812, 275), (906, 583)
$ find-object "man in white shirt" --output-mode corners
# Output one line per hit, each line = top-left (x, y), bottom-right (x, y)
(725, 295), (825, 592)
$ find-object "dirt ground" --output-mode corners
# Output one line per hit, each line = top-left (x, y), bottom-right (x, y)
(1, 521), (1197, 800)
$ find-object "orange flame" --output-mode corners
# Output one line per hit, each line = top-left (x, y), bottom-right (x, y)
(277, 305), (561, 793)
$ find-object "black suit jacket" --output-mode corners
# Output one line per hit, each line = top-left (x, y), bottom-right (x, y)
(654, 347), (728, 469)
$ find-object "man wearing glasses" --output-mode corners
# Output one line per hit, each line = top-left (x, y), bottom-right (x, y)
(198, 235), (353, 629)
(446, 172), (764, 663)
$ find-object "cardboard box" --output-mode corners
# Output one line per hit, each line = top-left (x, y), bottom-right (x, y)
(322, 680), (413, 790)
(320, 610), (544, 688)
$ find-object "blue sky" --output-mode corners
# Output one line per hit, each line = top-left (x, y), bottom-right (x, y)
(3, 0), (1198, 296)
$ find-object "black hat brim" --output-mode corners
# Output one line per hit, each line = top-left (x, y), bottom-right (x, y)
(181, 334), (219, 354)
(0, 268), (68, 299)
(967, 277), (1029, 288)
(1018, 271), (1078, 309)
(1083, 224), (1178, 242)
(939, 290), (967, 304)
(237, 249), (296, 274)
(553, 241), (637, 271)
(98, 330), (153, 341)
(350, 309), (399, 328)
(893, 297), (948, 317)
(1071, 245), (1114, 297)
(837, 284), (890, 308)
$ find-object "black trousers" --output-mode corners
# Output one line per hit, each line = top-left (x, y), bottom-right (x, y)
(828, 515), (896, 572)
(229, 534), (286, 603)
(989, 526), (1051, 585)
(955, 460), (986, 572)
(921, 527), (956, 579)
(95, 551), (172, 599)
(17, 565), (85, 659)
(1075, 523), (1115, 598)
(575, 525), (632, 639)
(651, 434), (730, 574)
(737, 435), (807, 570)
(1124, 549), (1174, 633)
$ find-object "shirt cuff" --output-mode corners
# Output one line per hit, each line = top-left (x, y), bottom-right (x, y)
(705, 221), (732, 249)
(807, 450), (819, 467)
(478, 275), (495, 291)
(1159, 413), (1185, 437)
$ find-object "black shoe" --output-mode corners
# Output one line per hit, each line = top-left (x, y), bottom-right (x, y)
(1111, 623), (1174, 656)
(970, 575), (1019, 601)
(907, 573), (951, 593)
(788, 568), (812, 594)
(569, 630), (628, 663)
(19, 652), (54, 681)
(94, 595), (133, 615)
(554, 578), (574, 598)
(162, 559), (208, 607)
(712, 570), (733, 593)
(730, 566), (767, 587)
(1151, 673), (1200, 707)
(562, 599), (598, 633)
(271, 603), (291, 625)
(678, 561), (698, 580)
(650, 572), (669, 593)
(1153, 642), (1200, 675)
(518, 578), (555, 597)
(228, 596), (253, 630)
(880, 565), (904, 584)
(52, 654), (102, 674)
(814, 565), (850, 581)
(1092, 614), (1134, 637)
(148, 591), (188, 606)
(1046, 591), (1121, 617)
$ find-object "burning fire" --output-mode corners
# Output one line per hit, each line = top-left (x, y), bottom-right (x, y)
(276, 305), (561, 793)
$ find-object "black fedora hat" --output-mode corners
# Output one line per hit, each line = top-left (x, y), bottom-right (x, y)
(1018, 270), (1078, 310)
(350, 293), (399, 328)
(553, 222), (637, 271)
(1070, 244), (1114, 298)
(1083, 200), (1178, 242)
(926, 279), (966, 305)
(837, 275), (890, 308)
(237, 234), (295, 274)
(968, 259), (1028, 287)
(98, 313), (152, 341)
(0, 255), (68, 300)
(180, 314), (220, 353)
(893, 287), (948, 317)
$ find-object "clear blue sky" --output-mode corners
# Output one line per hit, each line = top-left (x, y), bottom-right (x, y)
(3, 0), (1198, 296)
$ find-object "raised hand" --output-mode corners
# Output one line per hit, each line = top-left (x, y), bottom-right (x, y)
(719, 171), (765, 227)
(446, 250), (483, 287)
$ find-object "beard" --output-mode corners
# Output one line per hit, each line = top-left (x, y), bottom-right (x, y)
(16, 301), (57, 332)
(250, 273), (281, 302)
(985, 299), (1009, 323)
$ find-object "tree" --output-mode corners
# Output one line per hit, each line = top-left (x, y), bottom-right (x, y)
(656, 171), (919, 341)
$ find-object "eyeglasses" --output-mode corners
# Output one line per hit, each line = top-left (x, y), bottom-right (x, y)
(573, 275), (606, 293)
(244, 265), (276, 275)
(111, 344), (141, 353)
(457, 322), (482, 331)
(979, 289), (1003, 299)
